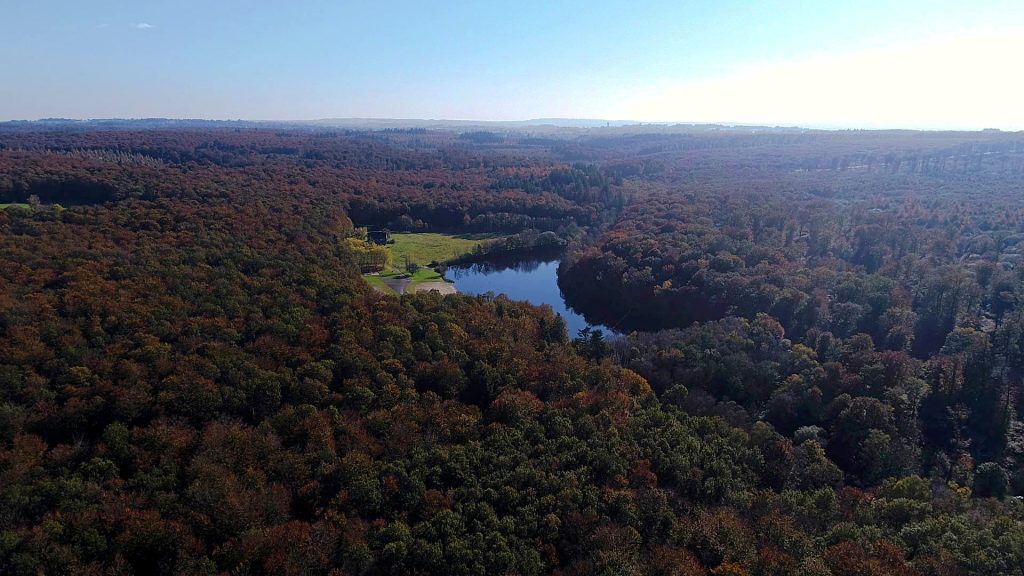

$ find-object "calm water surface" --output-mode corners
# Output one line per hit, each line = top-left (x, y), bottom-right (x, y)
(445, 259), (617, 338)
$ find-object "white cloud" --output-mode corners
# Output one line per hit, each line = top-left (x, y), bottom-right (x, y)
(134, 22), (154, 29)
(614, 28), (1024, 130)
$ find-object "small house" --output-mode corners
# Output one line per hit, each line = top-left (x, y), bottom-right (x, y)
(368, 229), (391, 245)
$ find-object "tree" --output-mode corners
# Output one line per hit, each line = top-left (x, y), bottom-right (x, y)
(973, 462), (1009, 499)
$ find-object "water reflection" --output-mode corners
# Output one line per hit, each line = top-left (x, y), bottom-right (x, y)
(445, 257), (618, 339)
(446, 258), (547, 276)
(445, 249), (562, 276)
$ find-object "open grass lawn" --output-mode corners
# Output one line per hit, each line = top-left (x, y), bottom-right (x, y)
(0, 204), (30, 209)
(367, 266), (450, 293)
(404, 267), (445, 288)
(362, 274), (396, 294)
(379, 267), (444, 281)
(388, 232), (497, 268)
(362, 232), (499, 294)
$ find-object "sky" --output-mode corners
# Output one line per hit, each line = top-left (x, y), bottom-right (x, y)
(2, 0), (1024, 129)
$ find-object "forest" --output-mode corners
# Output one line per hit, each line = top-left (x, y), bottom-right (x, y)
(1, 124), (1024, 575)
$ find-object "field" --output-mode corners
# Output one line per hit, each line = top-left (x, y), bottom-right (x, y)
(361, 274), (393, 294)
(387, 232), (496, 268)
(363, 232), (497, 294)
(365, 267), (449, 295)
(0, 203), (29, 209)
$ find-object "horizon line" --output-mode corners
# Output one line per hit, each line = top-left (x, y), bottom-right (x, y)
(0, 116), (1018, 133)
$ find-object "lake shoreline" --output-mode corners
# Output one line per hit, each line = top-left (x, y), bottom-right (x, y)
(446, 257), (618, 338)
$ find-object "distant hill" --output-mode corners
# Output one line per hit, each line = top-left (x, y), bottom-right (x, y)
(305, 117), (645, 129)
(0, 117), (651, 133)
(4, 117), (1013, 135)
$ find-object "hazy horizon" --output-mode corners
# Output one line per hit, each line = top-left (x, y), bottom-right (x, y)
(6, 117), (1022, 134)
(4, 0), (1024, 130)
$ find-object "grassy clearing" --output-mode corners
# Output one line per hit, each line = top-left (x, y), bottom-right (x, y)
(362, 274), (396, 295)
(362, 232), (499, 294)
(404, 267), (446, 288)
(388, 232), (497, 268)
(0, 204), (30, 210)
(369, 266), (449, 292)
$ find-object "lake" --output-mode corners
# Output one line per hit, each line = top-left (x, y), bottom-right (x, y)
(444, 258), (618, 338)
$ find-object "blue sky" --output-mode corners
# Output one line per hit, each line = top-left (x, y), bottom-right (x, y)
(3, 0), (1023, 128)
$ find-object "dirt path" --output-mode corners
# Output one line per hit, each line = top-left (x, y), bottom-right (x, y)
(409, 281), (457, 295)
(380, 276), (411, 294)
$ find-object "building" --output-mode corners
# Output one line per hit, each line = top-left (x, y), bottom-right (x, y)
(368, 229), (391, 245)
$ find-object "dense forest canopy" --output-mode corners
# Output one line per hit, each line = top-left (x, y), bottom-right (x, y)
(1, 125), (1024, 575)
